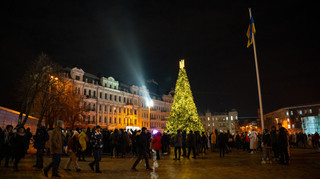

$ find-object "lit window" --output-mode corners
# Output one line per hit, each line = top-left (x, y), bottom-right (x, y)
(286, 111), (289, 116)
(208, 117), (210, 121)
(226, 117), (228, 120)
(287, 118), (290, 122)
(231, 116), (233, 120)
(213, 123), (214, 126)
(292, 124), (295, 129)
(288, 124), (291, 129)
(290, 111), (293, 115)
(208, 124), (210, 126)
(298, 110), (302, 115)
(309, 109), (312, 113)
(236, 116), (238, 120)
(212, 118), (214, 121)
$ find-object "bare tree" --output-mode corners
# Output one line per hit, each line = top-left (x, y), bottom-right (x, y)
(18, 53), (60, 127)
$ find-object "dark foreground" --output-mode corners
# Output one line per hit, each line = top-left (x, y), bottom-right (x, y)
(0, 148), (319, 179)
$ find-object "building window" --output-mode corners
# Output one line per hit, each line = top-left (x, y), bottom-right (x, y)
(287, 118), (290, 122)
(298, 110), (302, 115)
(208, 124), (210, 126)
(104, 105), (107, 111)
(93, 91), (96, 97)
(213, 123), (214, 126)
(109, 117), (112, 123)
(114, 118), (117, 124)
(88, 115), (91, 122)
(288, 124), (291, 129)
(207, 117), (210, 121)
(119, 96), (122, 102)
(119, 118), (121, 124)
(93, 116), (95, 122)
(105, 93), (107, 100)
(99, 116), (101, 123)
(104, 117), (107, 123)
(75, 75), (80, 80)
(309, 109), (312, 113)
(89, 90), (91, 96)
(286, 111), (289, 116)
(226, 117), (228, 120)
(292, 124), (295, 129)
(231, 116), (233, 120)
(84, 89), (87, 95)
(290, 111), (293, 115)
(100, 92), (102, 98)
(110, 94), (113, 101)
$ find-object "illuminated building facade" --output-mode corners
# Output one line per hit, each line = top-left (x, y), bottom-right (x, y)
(264, 104), (320, 134)
(67, 67), (173, 132)
(199, 109), (238, 134)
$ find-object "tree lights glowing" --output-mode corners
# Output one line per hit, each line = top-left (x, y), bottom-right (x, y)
(166, 60), (204, 134)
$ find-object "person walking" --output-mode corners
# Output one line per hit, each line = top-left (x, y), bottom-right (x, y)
(64, 131), (81, 172)
(78, 129), (88, 161)
(12, 126), (28, 171)
(89, 126), (103, 173)
(174, 130), (183, 160)
(187, 130), (196, 159)
(33, 124), (49, 169)
(152, 132), (162, 160)
(210, 130), (217, 152)
(44, 120), (65, 178)
(131, 127), (152, 171)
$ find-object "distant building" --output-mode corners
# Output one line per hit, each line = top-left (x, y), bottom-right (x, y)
(65, 67), (173, 132)
(264, 104), (320, 134)
(199, 109), (238, 134)
(0, 106), (42, 133)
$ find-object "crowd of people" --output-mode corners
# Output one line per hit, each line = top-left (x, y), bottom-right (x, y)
(0, 121), (320, 177)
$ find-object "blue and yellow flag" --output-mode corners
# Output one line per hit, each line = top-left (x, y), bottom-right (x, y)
(246, 16), (256, 48)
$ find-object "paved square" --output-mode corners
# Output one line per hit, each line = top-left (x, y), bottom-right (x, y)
(0, 148), (319, 178)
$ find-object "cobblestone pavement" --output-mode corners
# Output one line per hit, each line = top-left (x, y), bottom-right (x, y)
(0, 148), (319, 179)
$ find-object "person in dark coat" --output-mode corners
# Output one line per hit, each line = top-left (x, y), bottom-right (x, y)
(89, 126), (103, 173)
(200, 132), (207, 154)
(182, 131), (187, 157)
(131, 127), (152, 171)
(12, 127), (28, 171)
(187, 130), (196, 159)
(270, 126), (278, 160)
(111, 129), (120, 158)
(33, 125), (49, 169)
(174, 130), (183, 160)
(0, 125), (13, 167)
(218, 132), (226, 158)
(278, 123), (289, 165)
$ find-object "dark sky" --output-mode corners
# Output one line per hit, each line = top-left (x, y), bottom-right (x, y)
(1, 0), (319, 117)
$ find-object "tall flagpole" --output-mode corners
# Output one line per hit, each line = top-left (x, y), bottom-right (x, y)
(248, 8), (264, 131)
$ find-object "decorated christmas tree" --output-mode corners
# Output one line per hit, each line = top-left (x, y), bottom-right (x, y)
(166, 60), (204, 134)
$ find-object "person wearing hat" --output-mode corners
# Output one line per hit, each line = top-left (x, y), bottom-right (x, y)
(89, 126), (103, 173)
(64, 131), (81, 172)
(131, 127), (152, 171)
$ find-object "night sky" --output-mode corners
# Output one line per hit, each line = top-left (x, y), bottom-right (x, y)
(1, 1), (319, 117)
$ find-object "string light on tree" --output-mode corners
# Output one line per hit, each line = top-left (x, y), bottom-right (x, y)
(166, 59), (204, 134)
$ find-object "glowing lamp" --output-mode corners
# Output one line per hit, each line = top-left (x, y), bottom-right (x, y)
(152, 130), (158, 135)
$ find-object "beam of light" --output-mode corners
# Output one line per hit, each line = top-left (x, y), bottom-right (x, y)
(110, 19), (154, 106)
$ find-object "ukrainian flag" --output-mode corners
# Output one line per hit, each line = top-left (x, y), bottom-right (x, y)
(246, 16), (256, 48)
